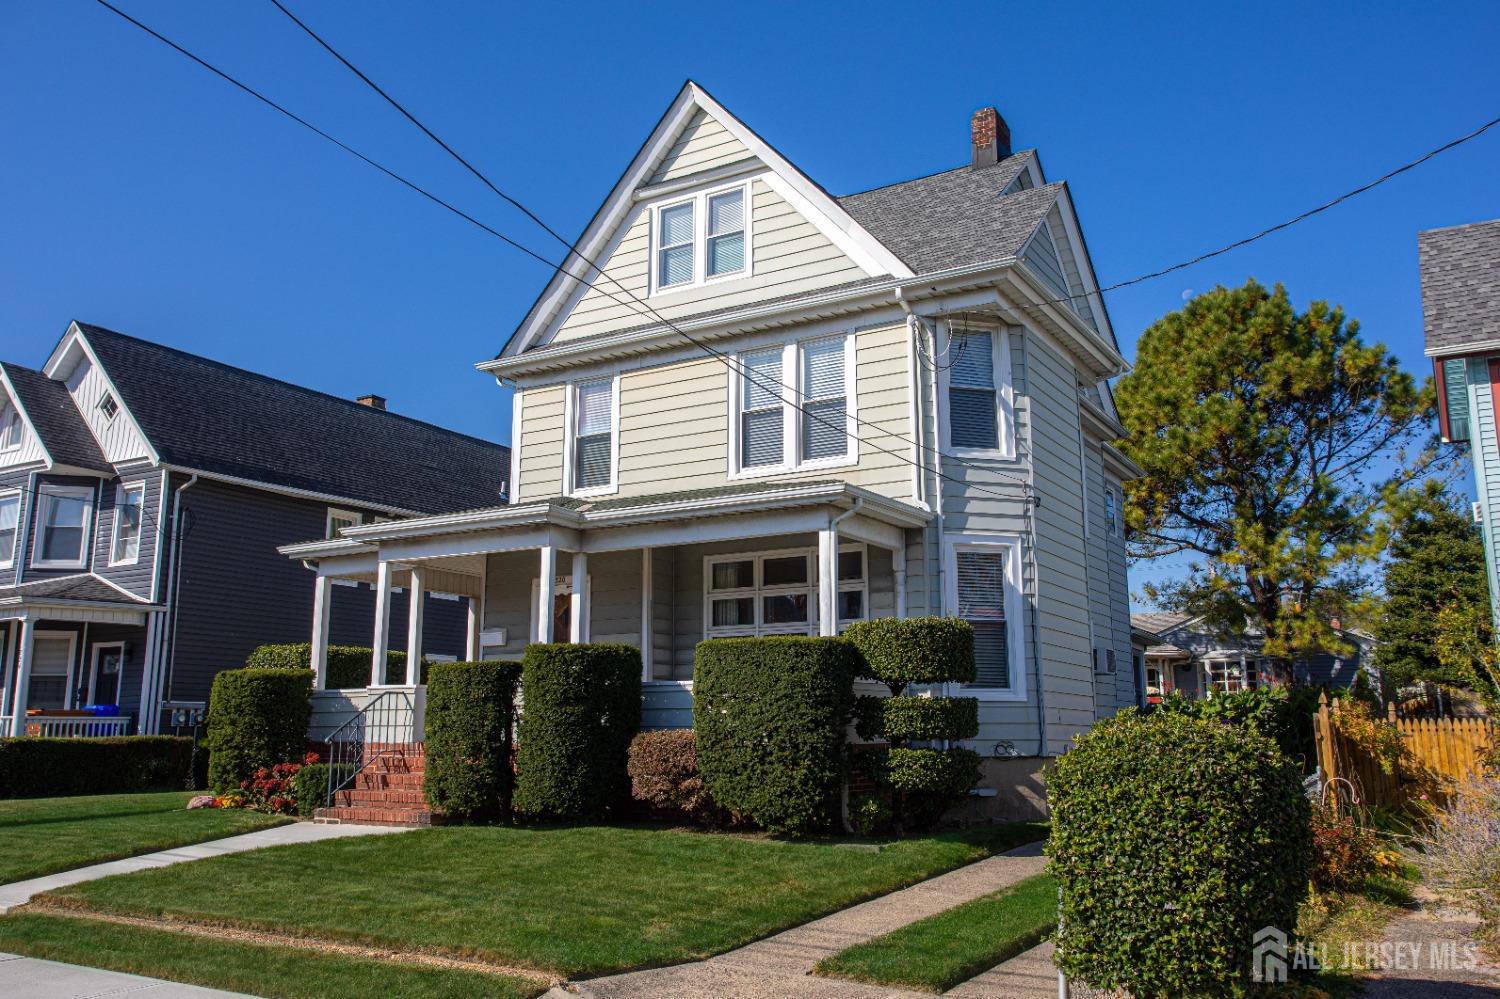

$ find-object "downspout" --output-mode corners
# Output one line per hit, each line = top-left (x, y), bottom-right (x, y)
(15, 471), (37, 587)
(1023, 340), (1049, 758)
(155, 473), (198, 732)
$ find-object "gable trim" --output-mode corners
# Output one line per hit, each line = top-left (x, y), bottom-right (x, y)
(42, 322), (162, 467)
(0, 367), (53, 470)
(1048, 185), (1117, 351)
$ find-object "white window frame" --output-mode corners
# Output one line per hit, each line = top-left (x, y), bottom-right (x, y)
(109, 482), (145, 567)
(326, 508), (362, 540)
(31, 484), (95, 570)
(936, 324), (1017, 461)
(702, 543), (868, 638)
(0, 407), (22, 453)
(944, 534), (1027, 701)
(727, 331), (858, 479)
(29, 630), (79, 711)
(0, 489), (20, 570)
(87, 640), (126, 707)
(561, 374), (621, 498)
(1104, 487), (1119, 535)
(648, 180), (753, 296)
(97, 390), (120, 424)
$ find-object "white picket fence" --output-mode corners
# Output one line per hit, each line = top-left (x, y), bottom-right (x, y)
(4, 716), (132, 739)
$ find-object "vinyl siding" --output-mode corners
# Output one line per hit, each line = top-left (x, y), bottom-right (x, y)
(0, 399), (47, 470)
(62, 356), (151, 464)
(0, 468), (32, 587)
(1082, 443), (1134, 716)
(23, 474), (103, 581)
(1466, 356), (1500, 630)
(514, 385), (565, 502)
(548, 178), (867, 346)
(1047, 205), (1101, 333)
(648, 109), (753, 183)
(93, 472), (164, 600)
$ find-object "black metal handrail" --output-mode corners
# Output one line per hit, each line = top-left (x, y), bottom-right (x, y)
(324, 689), (416, 807)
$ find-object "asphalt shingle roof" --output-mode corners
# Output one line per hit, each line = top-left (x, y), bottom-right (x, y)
(1, 362), (110, 472)
(75, 324), (510, 515)
(1131, 611), (1191, 636)
(1419, 218), (1500, 355)
(0, 574), (150, 604)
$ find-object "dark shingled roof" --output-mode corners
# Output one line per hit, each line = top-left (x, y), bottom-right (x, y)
(1420, 219), (1500, 355)
(0, 574), (151, 604)
(1130, 611), (1191, 636)
(0, 362), (110, 472)
(74, 324), (510, 515)
(837, 152), (1058, 273)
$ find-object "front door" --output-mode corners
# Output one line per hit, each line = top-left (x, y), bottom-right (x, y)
(89, 643), (124, 707)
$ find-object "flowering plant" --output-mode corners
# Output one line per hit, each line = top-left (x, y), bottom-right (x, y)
(238, 753), (320, 815)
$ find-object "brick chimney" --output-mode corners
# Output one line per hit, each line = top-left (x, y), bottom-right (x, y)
(356, 394), (387, 411)
(971, 107), (1012, 168)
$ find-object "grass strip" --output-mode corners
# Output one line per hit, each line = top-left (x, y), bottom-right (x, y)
(0, 791), (288, 885)
(814, 872), (1058, 993)
(0, 913), (544, 999)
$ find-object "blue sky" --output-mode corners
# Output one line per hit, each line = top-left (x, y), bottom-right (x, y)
(3, 1), (1497, 600)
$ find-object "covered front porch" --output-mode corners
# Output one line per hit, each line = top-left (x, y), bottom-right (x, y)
(283, 482), (931, 736)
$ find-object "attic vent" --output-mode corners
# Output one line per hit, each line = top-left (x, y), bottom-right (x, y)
(356, 394), (387, 411)
(97, 391), (119, 422)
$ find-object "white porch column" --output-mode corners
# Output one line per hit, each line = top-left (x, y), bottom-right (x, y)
(309, 575), (333, 691)
(893, 550), (907, 619)
(1, 620), (18, 723)
(817, 527), (838, 637)
(405, 565), (426, 684)
(9, 618), (34, 736)
(371, 561), (394, 686)
(537, 545), (557, 643)
(639, 548), (652, 681)
(570, 550), (589, 643)
(465, 595), (482, 661)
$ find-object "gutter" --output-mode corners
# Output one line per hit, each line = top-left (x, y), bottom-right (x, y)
(151, 473), (197, 734)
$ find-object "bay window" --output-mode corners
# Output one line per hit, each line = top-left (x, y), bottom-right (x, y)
(33, 484), (93, 569)
(110, 483), (144, 565)
(947, 536), (1025, 698)
(570, 377), (617, 494)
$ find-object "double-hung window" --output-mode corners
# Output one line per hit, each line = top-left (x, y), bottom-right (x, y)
(110, 483), (144, 565)
(657, 201), (696, 289)
(949, 537), (1024, 697)
(571, 377), (616, 493)
(1104, 488), (1119, 535)
(326, 508), (361, 539)
(706, 188), (746, 277)
(0, 492), (18, 568)
(948, 329), (1000, 450)
(0, 406), (21, 452)
(651, 183), (749, 293)
(34, 484), (93, 569)
(732, 334), (854, 476)
(740, 348), (785, 469)
(800, 337), (848, 462)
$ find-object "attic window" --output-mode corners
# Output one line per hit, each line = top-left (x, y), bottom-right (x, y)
(650, 182), (750, 294)
(0, 408), (20, 452)
(97, 391), (119, 422)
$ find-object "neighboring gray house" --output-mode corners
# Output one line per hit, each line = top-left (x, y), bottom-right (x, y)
(0, 322), (510, 736)
(1130, 611), (1376, 703)
(285, 83), (1141, 815)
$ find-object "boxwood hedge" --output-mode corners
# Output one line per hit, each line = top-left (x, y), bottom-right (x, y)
(692, 636), (858, 836)
(245, 643), (413, 689)
(1048, 710), (1312, 996)
(204, 668), (312, 794)
(854, 695), (979, 743)
(423, 660), (523, 821)
(0, 736), (197, 797)
(513, 643), (641, 821)
(842, 617), (975, 690)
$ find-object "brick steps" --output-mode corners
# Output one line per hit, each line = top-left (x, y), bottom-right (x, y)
(314, 743), (434, 828)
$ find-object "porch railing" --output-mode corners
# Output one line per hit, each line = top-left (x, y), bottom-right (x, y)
(325, 689), (416, 807)
(18, 716), (133, 738)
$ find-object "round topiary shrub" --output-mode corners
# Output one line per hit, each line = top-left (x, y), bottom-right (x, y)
(424, 660), (523, 822)
(842, 617), (975, 691)
(513, 643), (642, 822)
(1048, 710), (1313, 996)
(627, 729), (717, 823)
(204, 668), (312, 795)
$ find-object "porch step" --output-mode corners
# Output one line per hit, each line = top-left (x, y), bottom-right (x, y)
(314, 805), (434, 827)
(335, 788), (427, 807)
(322, 741), (434, 828)
(354, 771), (424, 790)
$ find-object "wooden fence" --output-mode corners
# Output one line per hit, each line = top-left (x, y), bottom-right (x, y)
(1313, 693), (1496, 812)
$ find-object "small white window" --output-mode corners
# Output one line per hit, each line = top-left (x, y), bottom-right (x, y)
(657, 201), (695, 288)
(1104, 488), (1118, 535)
(739, 347), (784, 469)
(706, 189), (746, 277)
(650, 182), (751, 293)
(33, 484), (94, 569)
(800, 337), (848, 462)
(110, 483), (145, 565)
(947, 536), (1026, 699)
(97, 391), (119, 422)
(0, 407), (21, 452)
(326, 508), (362, 539)
(0, 492), (19, 568)
(571, 378), (616, 494)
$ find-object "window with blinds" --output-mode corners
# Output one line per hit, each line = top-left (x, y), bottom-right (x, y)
(657, 201), (695, 288)
(707, 189), (745, 277)
(955, 547), (1011, 689)
(948, 330), (999, 450)
(652, 183), (750, 292)
(574, 378), (615, 490)
(1443, 358), (1470, 443)
(741, 347), (784, 468)
(800, 337), (847, 461)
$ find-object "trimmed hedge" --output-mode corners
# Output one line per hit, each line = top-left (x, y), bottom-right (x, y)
(204, 668), (313, 795)
(0, 737), (196, 798)
(627, 729), (717, 823)
(1048, 710), (1313, 996)
(843, 617), (975, 690)
(245, 643), (413, 689)
(693, 636), (858, 836)
(424, 660), (523, 822)
(854, 695), (980, 743)
(513, 644), (642, 821)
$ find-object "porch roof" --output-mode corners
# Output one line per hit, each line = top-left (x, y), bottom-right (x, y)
(0, 574), (164, 622)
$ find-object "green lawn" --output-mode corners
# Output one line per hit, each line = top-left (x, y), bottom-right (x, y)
(37, 822), (1046, 977)
(0, 791), (288, 884)
(0, 914), (543, 999)
(815, 872), (1058, 993)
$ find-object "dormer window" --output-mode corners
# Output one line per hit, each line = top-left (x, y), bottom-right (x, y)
(97, 391), (119, 422)
(0, 407), (20, 452)
(650, 183), (750, 294)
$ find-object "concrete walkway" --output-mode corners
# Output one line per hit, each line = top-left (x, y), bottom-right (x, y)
(0, 820), (410, 914)
(556, 841), (1048, 998)
(0, 952), (254, 997)
(1361, 886), (1500, 998)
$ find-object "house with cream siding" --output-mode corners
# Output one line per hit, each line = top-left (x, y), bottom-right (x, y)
(285, 82), (1141, 815)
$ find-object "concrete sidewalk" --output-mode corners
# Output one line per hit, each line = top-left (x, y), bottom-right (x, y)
(0, 952), (255, 998)
(0, 820), (410, 913)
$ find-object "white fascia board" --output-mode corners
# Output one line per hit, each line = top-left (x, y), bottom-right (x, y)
(160, 465), (421, 518)
(277, 538), (377, 559)
(0, 367), (55, 470)
(1049, 184), (1118, 352)
(1426, 340), (1500, 358)
(50, 323), (163, 467)
(998, 268), (1127, 377)
(1101, 443), (1145, 482)
(1079, 394), (1126, 441)
(336, 502), (572, 544)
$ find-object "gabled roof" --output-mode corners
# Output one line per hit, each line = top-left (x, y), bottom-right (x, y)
(1420, 218), (1500, 357)
(1130, 611), (1192, 636)
(0, 362), (110, 472)
(0, 573), (157, 607)
(66, 324), (510, 515)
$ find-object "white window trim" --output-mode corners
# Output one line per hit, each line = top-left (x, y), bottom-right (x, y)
(31, 484), (95, 570)
(0, 408), (21, 453)
(648, 180), (753, 297)
(943, 533), (1027, 701)
(702, 542), (868, 638)
(97, 390), (119, 424)
(936, 324), (1017, 461)
(87, 640), (126, 707)
(108, 482), (145, 567)
(326, 508), (362, 540)
(561, 374), (621, 498)
(727, 331), (859, 480)
(0, 489), (19, 569)
(29, 630), (79, 711)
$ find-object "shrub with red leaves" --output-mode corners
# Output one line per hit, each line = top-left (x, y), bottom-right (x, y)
(238, 754), (320, 815)
(1310, 806), (1378, 893)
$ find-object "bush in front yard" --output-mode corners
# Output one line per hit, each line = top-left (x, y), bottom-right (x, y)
(693, 636), (858, 836)
(424, 660), (523, 822)
(0, 737), (196, 797)
(245, 642), (413, 688)
(842, 617), (975, 691)
(513, 644), (642, 822)
(627, 729), (717, 823)
(204, 668), (313, 795)
(1048, 710), (1312, 996)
